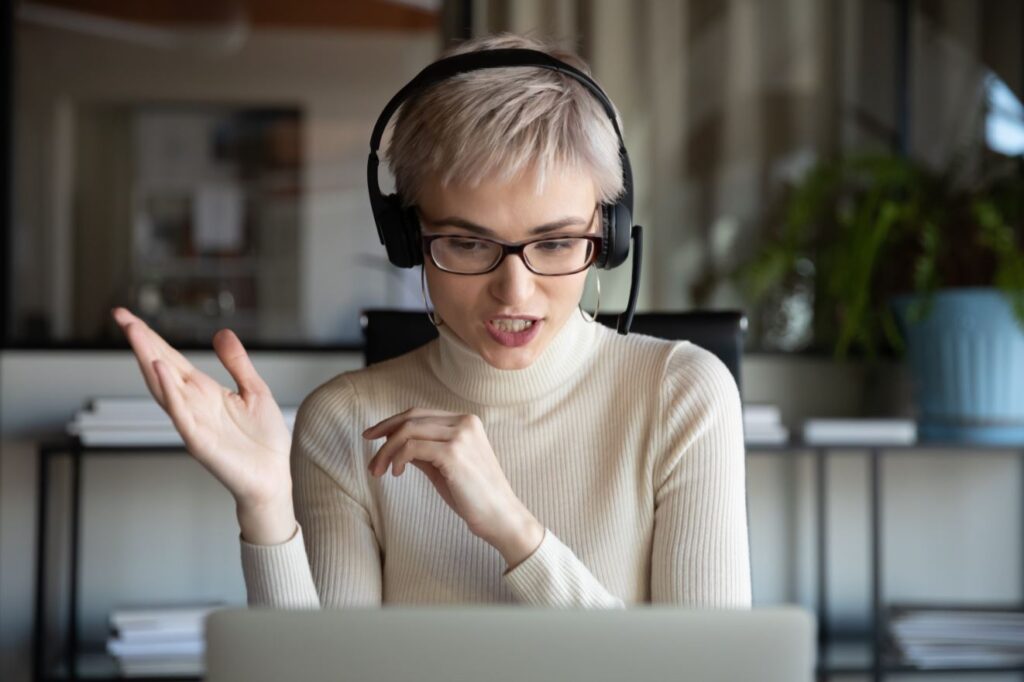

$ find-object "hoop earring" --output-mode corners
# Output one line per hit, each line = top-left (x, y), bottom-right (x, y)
(421, 265), (443, 327)
(578, 270), (601, 323)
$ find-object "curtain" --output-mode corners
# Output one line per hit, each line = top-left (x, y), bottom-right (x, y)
(459, 0), (1024, 347)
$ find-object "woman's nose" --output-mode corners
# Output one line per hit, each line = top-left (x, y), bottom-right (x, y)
(488, 252), (536, 304)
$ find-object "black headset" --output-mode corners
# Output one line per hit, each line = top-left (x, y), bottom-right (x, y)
(367, 48), (643, 335)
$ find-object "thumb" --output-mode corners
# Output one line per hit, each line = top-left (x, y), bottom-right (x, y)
(212, 329), (270, 397)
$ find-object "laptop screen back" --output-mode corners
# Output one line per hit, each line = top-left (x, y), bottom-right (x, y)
(205, 605), (815, 682)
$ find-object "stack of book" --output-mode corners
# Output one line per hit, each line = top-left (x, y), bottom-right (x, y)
(107, 603), (223, 677)
(802, 418), (917, 446)
(67, 397), (297, 446)
(888, 604), (1024, 669)
(743, 404), (789, 445)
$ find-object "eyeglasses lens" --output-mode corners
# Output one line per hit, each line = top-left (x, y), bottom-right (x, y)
(430, 237), (595, 275)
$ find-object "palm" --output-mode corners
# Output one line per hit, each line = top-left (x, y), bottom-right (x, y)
(112, 308), (292, 506)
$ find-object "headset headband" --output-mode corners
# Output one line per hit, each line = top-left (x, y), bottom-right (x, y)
(367, 48), (633, 217)
(365, 47), (643, 335)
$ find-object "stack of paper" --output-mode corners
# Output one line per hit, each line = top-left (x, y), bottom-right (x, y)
(67, 397), (296, 446)
(744, 404), (789, 445)
(888, 604), (1024, 669)
(107, 603), (224, 677)
(803, 418), (916, 445)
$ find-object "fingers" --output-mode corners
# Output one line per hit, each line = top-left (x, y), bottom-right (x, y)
(212, 328), (270, 398)
(111, 306), (134, 328)
(112, 307), (196, 376)
(388, 439), (448, 477)
(367, 420), (456, 476)
(362, 407), (460, 440)
(112, 308), (196, 403)
(122, 322), (167, 405)
(153, 359), (197, 448)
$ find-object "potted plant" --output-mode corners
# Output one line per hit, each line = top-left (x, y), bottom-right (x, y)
(739, 152), (1024, 444)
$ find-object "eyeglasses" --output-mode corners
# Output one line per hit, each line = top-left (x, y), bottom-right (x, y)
(419, 205), (604, 276)
(421, 233), (603, 276)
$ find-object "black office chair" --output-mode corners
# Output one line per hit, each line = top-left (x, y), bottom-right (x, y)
(360, 309), (747, 394)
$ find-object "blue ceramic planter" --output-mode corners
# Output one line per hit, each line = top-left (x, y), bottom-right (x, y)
(891, 288), (1024, 445)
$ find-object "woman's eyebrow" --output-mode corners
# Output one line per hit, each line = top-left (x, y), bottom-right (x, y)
(419, 214), (592, 236)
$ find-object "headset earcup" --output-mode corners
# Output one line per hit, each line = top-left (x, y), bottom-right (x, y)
(400, 204), (424, 267)
(612, 202), (632, 268)
(597, 205), (614, 268)
(599, 202), (632, 269)
(377, 194), (404, 267)
(378, 194), (422, 268)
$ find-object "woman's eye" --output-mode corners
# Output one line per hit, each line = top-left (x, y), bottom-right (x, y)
(450, 239), (484, 251)
(537, 240), (572, 251)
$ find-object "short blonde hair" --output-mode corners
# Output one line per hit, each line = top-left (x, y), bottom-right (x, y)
(384, 33), (625, 208)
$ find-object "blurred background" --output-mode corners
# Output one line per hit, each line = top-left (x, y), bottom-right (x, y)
(4, 0), (1023, 350)
(2, 1), (1023, 681)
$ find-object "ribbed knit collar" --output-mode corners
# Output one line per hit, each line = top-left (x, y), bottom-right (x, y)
(427, 311), (599, 406)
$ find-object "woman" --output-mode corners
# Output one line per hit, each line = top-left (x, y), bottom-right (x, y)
(112, 34), (751, 609)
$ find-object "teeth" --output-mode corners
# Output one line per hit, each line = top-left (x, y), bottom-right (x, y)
(492, 319), (535, 333)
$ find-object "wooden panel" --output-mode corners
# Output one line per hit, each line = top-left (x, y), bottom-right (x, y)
(28, 0), (439, 31)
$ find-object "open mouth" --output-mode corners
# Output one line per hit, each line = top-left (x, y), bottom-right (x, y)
(490, 319), (536, 333)
(485, 318), (543, 347)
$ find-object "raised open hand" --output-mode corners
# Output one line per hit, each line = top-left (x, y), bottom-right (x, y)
(111, 307), (293, 508)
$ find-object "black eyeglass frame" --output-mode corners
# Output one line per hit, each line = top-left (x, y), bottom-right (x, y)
(421, 233), (604, 276)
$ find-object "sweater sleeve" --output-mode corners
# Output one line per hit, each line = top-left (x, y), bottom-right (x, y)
(239, 376), (383, 608)
(650, 342), (753, 607)
(501, 528), (625, 607)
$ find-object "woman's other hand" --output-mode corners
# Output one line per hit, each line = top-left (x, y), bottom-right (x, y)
(363, 408), (544, 569)
(111, 307), (293, 513)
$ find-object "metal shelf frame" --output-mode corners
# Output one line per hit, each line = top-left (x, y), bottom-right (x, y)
(32, 436), (1024, 681)
(750, 441), (1024, 681)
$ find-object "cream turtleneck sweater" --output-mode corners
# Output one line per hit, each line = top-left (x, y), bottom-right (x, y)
(239, 310), (752, 608)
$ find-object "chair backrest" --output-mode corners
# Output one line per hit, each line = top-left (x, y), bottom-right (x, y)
(596, 311), (746, 393)
(360, 309), (746, 392)
(360, 309), (442, 366)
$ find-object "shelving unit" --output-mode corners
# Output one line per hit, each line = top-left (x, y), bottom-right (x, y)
(749, 441), (1024, 681)
(33, 439), (196, 682)
(33, 436), (1024, 681)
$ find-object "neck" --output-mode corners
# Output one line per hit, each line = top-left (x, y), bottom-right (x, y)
(427, 312), (600, 406)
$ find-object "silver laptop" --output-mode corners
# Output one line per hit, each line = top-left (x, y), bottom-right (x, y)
(204, 606), (816, 682)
